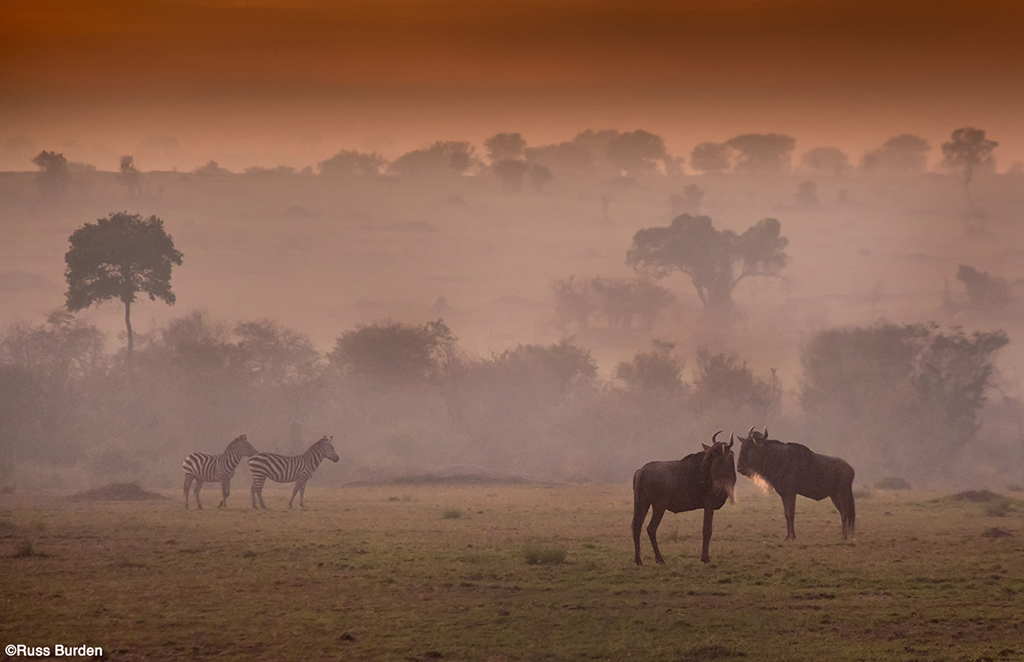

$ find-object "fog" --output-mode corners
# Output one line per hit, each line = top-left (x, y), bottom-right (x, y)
(2, 0), (1023, 494)
(2, 126), (1023, 494)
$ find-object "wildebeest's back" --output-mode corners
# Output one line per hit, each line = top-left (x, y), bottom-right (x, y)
(784, 443), (855, 500)
(634, 454), (711, 513)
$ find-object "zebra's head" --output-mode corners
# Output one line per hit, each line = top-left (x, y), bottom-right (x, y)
(316, 435), (339, 463)
(229, 434), (258, 457)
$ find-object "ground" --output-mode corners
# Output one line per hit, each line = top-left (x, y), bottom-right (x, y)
(1, 484), (1022, 661)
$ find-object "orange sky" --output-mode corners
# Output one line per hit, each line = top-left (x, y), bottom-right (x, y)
(2, 0), (1023, 170)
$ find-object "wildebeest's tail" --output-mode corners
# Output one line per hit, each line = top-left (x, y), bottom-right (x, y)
(847, 483), (856, 536)
(631, 469), (648, 534)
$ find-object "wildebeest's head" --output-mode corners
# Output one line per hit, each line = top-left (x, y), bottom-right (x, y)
(702, 431), (737, 504)
(230, 434), (258, 457)
(317, 435), (340, 463)
(736, 426), (770, 477)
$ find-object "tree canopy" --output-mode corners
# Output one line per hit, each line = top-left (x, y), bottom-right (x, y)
(862, 134), (930, 172)
(626, 214), (788, 313)
(65, 212), (183, 360)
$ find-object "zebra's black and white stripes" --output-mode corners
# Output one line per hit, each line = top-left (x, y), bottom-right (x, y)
(248, 435), (340, 509)
(182, 434), (259, 509)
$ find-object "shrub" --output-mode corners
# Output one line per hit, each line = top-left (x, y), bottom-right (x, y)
(523, 544), (567, 565)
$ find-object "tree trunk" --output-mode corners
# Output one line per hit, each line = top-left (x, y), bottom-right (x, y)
(124, 298), (133, 364)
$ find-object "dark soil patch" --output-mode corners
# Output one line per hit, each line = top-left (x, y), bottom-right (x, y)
(66, 483), (168, 502)
(981, 527), (1013, 539)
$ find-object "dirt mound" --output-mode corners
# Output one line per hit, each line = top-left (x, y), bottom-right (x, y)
(949, 490), (1003, 503)
(67, 483), (168, 502)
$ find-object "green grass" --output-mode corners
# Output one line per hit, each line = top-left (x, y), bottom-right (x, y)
(522, 543), (568, 565)
(1, 485), (1023, 661)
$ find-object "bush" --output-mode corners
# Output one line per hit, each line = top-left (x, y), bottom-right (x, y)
(523, 544), (567, 565)
(442, 508), (463, 520)
(984, 499), (1012, 517)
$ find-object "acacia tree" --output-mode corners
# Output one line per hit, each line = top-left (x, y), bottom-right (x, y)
(32, 150), (70, 200)
(605, 130), (669, 177)
(689, 142), (732, 173)
(626, 214), (788, 314)
(64, 212), (184, 363)
(724, 134), (796, 173)
(941, 127), (998, 224)
(484, 133), (527, 163)
(862, 134), (930, 172)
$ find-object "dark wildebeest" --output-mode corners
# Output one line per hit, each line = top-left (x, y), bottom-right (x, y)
(632, 432), (737, 565)
(736, 427), (855, 540)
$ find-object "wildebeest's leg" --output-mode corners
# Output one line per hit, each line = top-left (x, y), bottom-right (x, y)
(829, 493), (848, 538)
(781, 492), (797, 539)
(700, 506), (715, 563)
(184, 476), (193, 509)
(632, 491), (651, 566)
(218, 480), (230, 508)
(193, 480), (205, 510)
(647, 506), (667, 564)
(836, 485), (856, 538)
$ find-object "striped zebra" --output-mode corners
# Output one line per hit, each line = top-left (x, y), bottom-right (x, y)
(182, 434), (258, 510)
(248, 435), (339, 509)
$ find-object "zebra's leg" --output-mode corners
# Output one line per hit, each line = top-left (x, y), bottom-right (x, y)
(184, 475), (194, 509)
(193, 480), (205, 510)
(288, 480), (303, 509)
(299, 481), (307, 508)
(218, 480), (230, 508)
(251, 476), (268, 510)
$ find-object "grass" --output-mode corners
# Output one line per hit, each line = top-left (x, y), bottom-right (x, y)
(1, 484), (1023, 661)
(522, 542), (568, 565)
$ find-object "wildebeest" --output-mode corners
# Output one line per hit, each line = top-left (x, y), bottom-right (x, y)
(632, 432), (737, 565)
(736, 427), (855, 540)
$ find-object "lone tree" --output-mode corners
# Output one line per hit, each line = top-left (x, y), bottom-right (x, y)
(64, 212), (184, 363)
(119, 156), (140, 197)
(941, 127), (998, 224)
(627, 214), (788, 315)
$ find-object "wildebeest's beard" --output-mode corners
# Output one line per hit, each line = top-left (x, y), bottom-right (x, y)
(746, 471), (774, 495)
(706, 453), (737, 504)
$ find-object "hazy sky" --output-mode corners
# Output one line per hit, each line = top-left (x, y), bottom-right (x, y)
(3, 0), (1022, 171)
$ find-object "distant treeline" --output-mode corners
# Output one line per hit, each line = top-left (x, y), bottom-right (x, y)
(0, 309), (1016, 490)
(22, 126), (1012, 193)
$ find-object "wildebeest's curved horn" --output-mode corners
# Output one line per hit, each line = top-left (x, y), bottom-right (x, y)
(728, 434), (735, 450)
(712, 430), (722, 445)
(747, 426), (755, 438)
(763, 427), (768, 439)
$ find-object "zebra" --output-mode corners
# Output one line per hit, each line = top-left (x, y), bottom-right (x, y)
(248, 435), (339, 509)
(182, 434), (258, 509)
